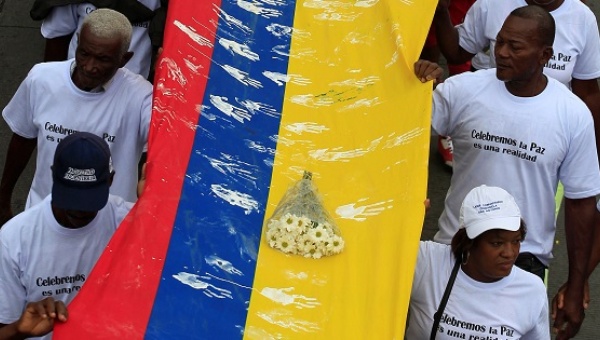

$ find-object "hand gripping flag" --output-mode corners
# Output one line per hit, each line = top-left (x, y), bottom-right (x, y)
(54, 0), (436, 338)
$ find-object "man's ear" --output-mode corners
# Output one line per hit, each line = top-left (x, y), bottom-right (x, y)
(120, 51), (134, 68)
(540, 46), (553, 66)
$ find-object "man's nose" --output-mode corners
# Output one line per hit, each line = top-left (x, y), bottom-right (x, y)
(83, 59), (99, 73)
(495, 44), (509, 59)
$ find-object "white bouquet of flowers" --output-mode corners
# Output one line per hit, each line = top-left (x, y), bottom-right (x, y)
(265, 171), (344, 259)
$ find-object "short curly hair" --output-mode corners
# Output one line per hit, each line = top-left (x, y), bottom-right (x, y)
(509, 5), (555, 47)
(82, 8), (132, 56)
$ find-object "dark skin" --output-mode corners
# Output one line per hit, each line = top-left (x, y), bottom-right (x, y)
(572, 79), (600, 164)
(416, 15), (594, 340)
(0, 135), (37, 226)
(551, 197), (596, 339)
(496, 15), (596, 340)
(0, 165), (146, 336)
(72, 25), (133, 91)
(493, 16), (553, 97)
(0, 169), (117, 333)
(0, 25), (132, 227)
(50, 172), (114, 229)
(491, 23), (592, 335)
(433, 0), (600, 161)
(433, 0), (563, 65)
(43, 34), (73, 62)
(0, 298), (68, 340)
(413, 60), (444, 85)
(52, 208), (100, 229)
(462, 229), (522, 283)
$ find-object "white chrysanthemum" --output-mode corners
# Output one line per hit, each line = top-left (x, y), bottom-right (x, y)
(298, 216), (311, 229)
(265, 228), (278, 245)
(275, 234), (297, 254)
(330, 235), (345, 254)
(309, 225), (328, 242)
(301, 240), (317, 255)
(282, 213), (296, 226)
(266, 212), (343, 258)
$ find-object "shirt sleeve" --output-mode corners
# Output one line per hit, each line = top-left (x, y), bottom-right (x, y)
(411, 242), (427, 296)
(2, 68), (39, 139)
(139, 82), (153, 151)
(571, 13), (600, 80)
(431, 79), (458, 137)
(522, 296), (550, 340)
(40, 5), (79, 39)
(559, 100), (600, 198)
(0, 235), (26, 324)
(457, 0), (489, 55)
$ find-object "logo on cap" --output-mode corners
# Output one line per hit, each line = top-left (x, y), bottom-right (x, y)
(64, 167), (97, 182)
(51, 132), (112, 212)
(460, 185), (522, 239)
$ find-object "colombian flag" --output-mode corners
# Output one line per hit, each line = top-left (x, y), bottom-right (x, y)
(55, 0), (435, 338)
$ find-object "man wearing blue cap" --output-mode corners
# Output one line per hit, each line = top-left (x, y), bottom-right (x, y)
(0, 132), (136, 339)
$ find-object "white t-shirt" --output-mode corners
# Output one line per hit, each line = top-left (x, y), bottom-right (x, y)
(471, 51), (490, 71)
(407, 241), (549, 339)
(432, 69), (600, 265)
(2, 60), (152, 206)
(0, 195), (132, 340)
(458, 0), (600, 85)
(40, 1), (161, 79)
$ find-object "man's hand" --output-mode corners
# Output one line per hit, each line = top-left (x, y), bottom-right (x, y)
(552, 281), (590, 321)
(0, 133), (38, 228)
(414, 60), (443, 84)
(16, 298), (68, 337)
(552, 283), (586, 339)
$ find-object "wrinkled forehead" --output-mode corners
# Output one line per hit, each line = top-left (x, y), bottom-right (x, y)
(497, 15), (542, 44)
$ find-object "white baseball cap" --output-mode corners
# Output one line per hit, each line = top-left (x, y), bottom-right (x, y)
(459, 185), (521, 239)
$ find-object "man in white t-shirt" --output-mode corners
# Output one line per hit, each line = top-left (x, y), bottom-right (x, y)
(433, 0), (600, 163)
(0, 8), (152, 226)
(0, 132), (134, 340)
(39, 0), (162, 79)
(415, 6), (600, 339)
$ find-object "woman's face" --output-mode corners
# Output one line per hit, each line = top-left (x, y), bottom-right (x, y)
(464, 229), (522, 283)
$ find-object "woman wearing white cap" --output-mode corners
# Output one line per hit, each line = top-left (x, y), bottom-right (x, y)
(406, 185), (549, 339)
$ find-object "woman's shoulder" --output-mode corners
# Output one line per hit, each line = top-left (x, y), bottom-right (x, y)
(511, 266), (547, 293)
(419, 241), (455, 268)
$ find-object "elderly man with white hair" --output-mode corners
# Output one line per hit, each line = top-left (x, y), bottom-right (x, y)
(0, 8), (152, 226)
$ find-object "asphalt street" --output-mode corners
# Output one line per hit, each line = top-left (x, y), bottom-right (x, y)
(1, 0), (600, 338)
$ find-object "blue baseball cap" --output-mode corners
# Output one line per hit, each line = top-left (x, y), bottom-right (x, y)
(52, 132), (112, 212)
